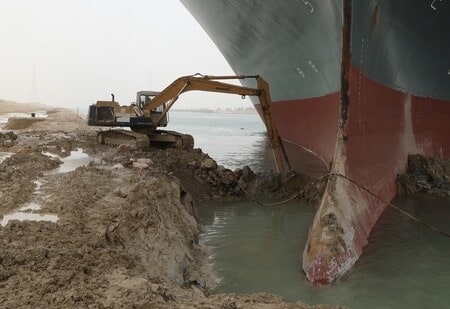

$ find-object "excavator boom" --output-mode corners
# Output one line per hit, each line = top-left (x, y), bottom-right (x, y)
(87, 74), (289, 172)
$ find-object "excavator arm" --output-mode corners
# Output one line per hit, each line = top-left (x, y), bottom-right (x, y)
(88, 74), (290, 172)
(144, 75), (261, 114)
(142, 74), (289, 173)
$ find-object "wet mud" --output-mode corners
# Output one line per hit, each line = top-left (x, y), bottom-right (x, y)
(0, 105), (344, 308)
(397, 154), (450, 197)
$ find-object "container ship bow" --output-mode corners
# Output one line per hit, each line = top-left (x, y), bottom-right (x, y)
(180, 0), (450, 284)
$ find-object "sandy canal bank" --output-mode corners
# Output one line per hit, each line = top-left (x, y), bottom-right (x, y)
(0, 102), (345, 308)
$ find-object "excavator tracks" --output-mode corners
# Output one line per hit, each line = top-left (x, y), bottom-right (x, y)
(147, 130), (194, 149)
(96, 129), (194, 150)
(97, 130), (150, 150)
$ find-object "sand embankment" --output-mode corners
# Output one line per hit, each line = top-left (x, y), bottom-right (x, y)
(0, 102), (344, 308)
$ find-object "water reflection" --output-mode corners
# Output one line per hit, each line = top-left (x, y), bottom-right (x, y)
(198, 195), (450, 308)
(198, 201), (314, 296)
(1, 212), (58, 227)
(44, 148), (90, 175)
(0, 148), (90, 227)
(1, 200), (58, 227)
(0, 152), (14, 163)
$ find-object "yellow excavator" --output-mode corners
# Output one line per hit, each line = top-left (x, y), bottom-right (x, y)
(87, 74), (289, 172)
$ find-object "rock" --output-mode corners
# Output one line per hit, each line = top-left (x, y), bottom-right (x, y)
(115, 187), (129, 198)
(5, 131), (18, 140)
(238, 178), (247, 190)
(234, 168), (243, 178)
(241, 165), (254, 182)
(257, 171), (279, 190)
(206, 171), (220, 185)
(113, 163), (124, 170)
(132, 161), (149, 171)
(0, 131), (17, 142)
(397, 154), (450, 196)
(117, 144), (134, 153)
(220, 170), (237, 186)
(112, 156), (128, 164)
(221, 298), (238, 309)
(216, 165), (225, 174)
(187, 161), (198, 168)
(0, 265), (13, 281)
(2, 139), (13, 147)
(137, 158), (153, 166)
(200, 158), (217, 170)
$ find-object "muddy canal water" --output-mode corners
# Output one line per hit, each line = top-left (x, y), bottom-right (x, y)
(167, 111), (274, 172)
(197, 196), (450, 309)
(167, 111), (450, 308)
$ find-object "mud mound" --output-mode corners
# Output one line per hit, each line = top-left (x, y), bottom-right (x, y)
(0, 151), (61, 215)
(93, 145), (312, 205)
(25, 109), (92, 132)
(0, 106), (91, 132)
(397, 154), (450, 196)
(4, 117), (45, 130)
(0, 131), (17, 147)
(0, 166), (213, 308)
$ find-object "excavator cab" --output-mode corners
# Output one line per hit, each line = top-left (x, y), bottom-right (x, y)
(136, 91), (168, 127)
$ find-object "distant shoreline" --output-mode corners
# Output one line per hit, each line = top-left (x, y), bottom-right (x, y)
(172, 107), (257, 115)
(0, 99), (258, 116)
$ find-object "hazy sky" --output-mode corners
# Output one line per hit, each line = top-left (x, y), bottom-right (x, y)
(0, 0), (252, 112)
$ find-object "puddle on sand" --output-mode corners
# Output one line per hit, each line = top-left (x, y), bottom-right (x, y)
(44, 148), (90, 175)
(1, 212), (58, 227)
(33, 180), (43, 192)
(0, 147), (89, 227)
(0, 165), (62, 227)
(0, 152), (14, 163)
(0, 199), (59, 227)
(20, 202), (42, 211)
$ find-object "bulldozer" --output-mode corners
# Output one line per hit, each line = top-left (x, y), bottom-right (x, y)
(87, 74), (289, 172)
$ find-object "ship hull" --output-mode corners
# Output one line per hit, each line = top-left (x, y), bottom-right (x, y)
(180, 0), (450, 283)
(254, 92), (341, 178)
(303, 64), (450, 283)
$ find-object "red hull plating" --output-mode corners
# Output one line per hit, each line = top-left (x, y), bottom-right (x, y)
(302, 65), (450, 283)
(256, 65), (450, 284)
(256, 92), (341, 178)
